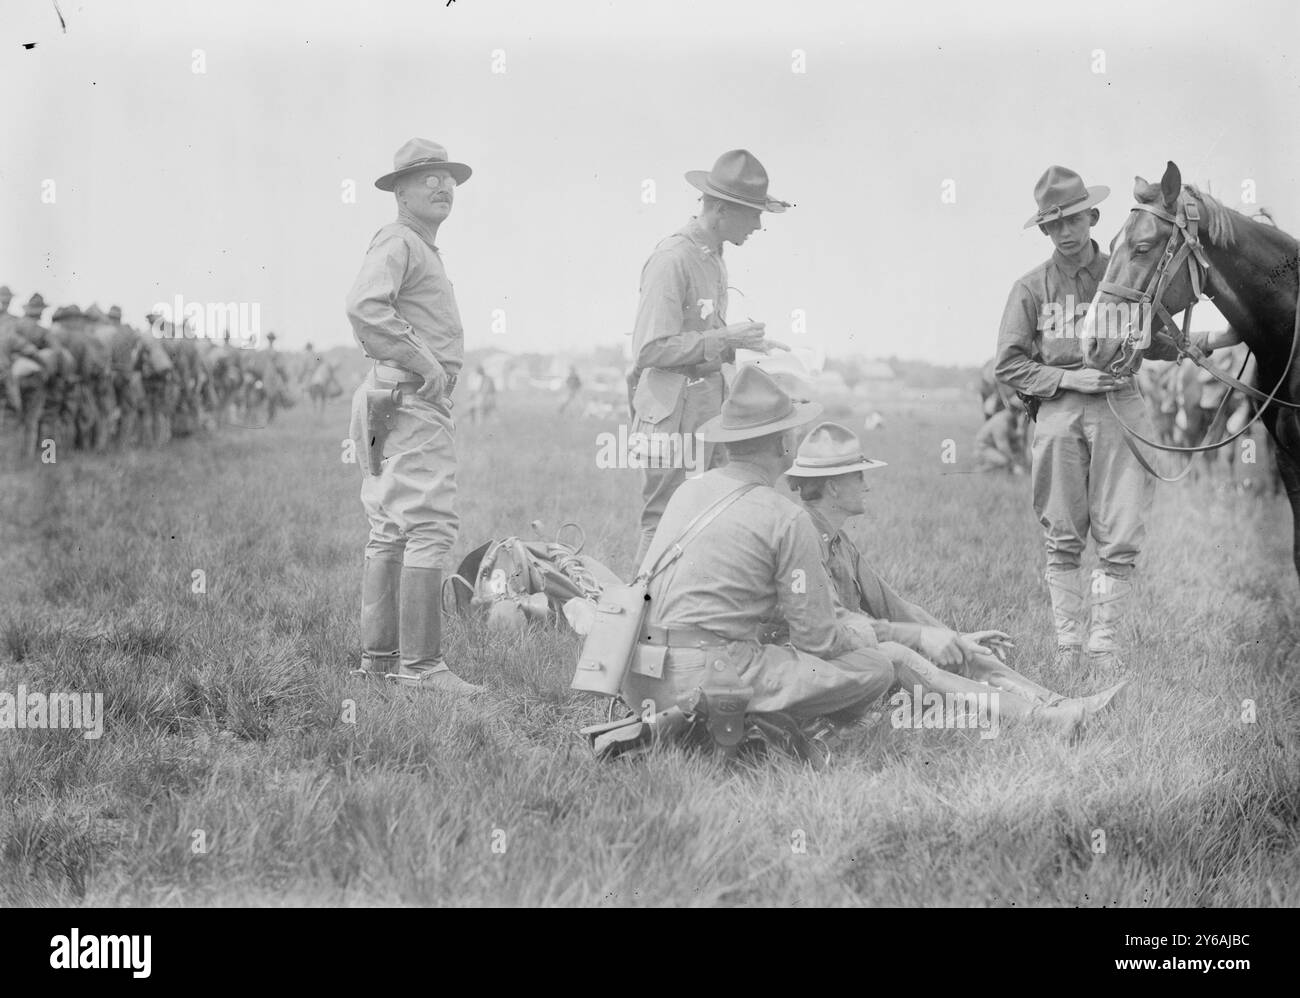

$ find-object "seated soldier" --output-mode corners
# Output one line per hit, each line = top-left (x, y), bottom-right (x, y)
(973, 401), (1027, 474)
(619, 367), (896, 744)
(784, 421), (1125, 732)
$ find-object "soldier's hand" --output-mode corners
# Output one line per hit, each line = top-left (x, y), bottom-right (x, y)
(917, 626), (965, 669)
(415, 361), (448, 402)
(959, 630), (1014, 663)
(749, 338), (792, 355)
(1061, 369), (1119, 394)
(722, 321), (767, 350)
(843, 615), (879, 649)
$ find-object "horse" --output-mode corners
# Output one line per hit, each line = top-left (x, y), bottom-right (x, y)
(1079, 160), (1300, 582)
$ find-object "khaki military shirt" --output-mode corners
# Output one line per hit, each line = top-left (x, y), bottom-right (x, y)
(346, 219), (464, 381)
(643, 463), (857, 659)
(629, 220), (732, 382)
(806, 507), (943, 636)
(995, 240), (1180, 398)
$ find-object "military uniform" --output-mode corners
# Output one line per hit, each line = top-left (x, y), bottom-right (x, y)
(996, 167), (1181, 667)
(628, 219), (733, 565)
(344, 138), (481, 694)
(623, 369), (893, 724)
(347, 218), (462, 572)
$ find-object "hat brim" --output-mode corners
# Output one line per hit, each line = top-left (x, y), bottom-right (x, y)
(685, 171), (791, 213)
(785, 456), (888, 478)
(375, 162), (473, 192)
(1022, 185), (1109, 229)
(699, 400), (823, 443)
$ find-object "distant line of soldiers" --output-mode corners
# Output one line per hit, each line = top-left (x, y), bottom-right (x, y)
(0, 285), (298, 463)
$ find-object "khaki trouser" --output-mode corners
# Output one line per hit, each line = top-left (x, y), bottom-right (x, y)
(1031, 384), (1153, 578)
(349, 372), (459, 570)
(624, 638), (895, 723)
(633, 371), (725, 567)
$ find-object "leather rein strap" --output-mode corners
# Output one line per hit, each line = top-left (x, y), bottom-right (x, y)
(1094, 192), (1300, 479)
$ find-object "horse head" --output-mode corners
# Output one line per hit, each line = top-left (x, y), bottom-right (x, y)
(1081, 161), (1206, 377)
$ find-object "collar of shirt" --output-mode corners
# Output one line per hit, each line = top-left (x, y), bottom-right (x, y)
(396, 211), (441, 253)
(806, 505), (839, 549)
(1051, 239), (1105, 281)
(679, 218), (724, 259)
(716, 460), (776, 489)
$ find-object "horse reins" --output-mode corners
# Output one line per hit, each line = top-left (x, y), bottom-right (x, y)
(1091, 191), (1300, 480)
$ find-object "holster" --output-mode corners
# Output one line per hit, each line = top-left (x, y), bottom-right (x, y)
(699, 658), (753, 756)
(581, 703), (694, 761)
(361, 387), (403, 476)
(1016, 391), (1041, 422)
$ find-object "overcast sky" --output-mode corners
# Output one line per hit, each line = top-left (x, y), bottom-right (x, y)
(2, 0), (1297, 365)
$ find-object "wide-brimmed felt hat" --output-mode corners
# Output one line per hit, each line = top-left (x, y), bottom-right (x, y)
(785, 421), (888, 478)
(25, 293), (47, 311)
(52, 305), (82, 321)
(700, 365), (822, 443)
(1023, 165), (1109, 230)
(375, 138), (472, 192)
(107, 305), (122, 321)
(686, 149), (791, 213)
(84, 303), (106, 322)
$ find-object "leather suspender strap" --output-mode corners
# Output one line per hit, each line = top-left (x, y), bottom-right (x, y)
(636, 482), (760, 584)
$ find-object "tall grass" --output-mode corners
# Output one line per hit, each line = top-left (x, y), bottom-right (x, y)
(1, 391), (1297, 906)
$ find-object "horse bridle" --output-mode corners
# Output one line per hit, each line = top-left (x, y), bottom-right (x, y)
(1094, 191), (1300, 481)
(1095, 193), (1210, 378)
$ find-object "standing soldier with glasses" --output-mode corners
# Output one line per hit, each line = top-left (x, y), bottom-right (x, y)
(346, 138), (483, 695)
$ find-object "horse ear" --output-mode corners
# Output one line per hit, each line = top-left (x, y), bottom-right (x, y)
(1160, 161), (1182, 207)
(1133, 175), (1148, 198)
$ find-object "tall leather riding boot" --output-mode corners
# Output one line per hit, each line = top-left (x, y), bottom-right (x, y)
(965, 652), (1064, 706)
(1086, 570), (1134, 675)
(891, 642), (1127, 737)
(354, 557), (401, 677)
(389, 566), (485, 695)
(1046, 566), (1086, 668)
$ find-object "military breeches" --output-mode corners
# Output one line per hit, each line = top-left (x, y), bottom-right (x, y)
(349, 374), (459, 570)
(1030, 385), (1153, 578)
(624, 638), (895, 723)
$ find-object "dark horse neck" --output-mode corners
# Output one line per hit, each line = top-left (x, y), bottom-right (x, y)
(1200, 209), (1299, 376)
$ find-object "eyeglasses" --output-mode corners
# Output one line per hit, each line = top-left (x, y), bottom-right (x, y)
(422, 173), (457, 190)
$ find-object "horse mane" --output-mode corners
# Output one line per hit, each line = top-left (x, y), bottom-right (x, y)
(1182, 186), (1238, 248)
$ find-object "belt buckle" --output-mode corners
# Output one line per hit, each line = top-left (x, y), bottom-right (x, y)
(685, 375), (706, 387)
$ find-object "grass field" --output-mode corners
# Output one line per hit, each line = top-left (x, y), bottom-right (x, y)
(2, 389), (1299, 907)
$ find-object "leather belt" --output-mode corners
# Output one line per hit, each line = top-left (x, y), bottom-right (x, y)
(640, 624), (729, 648)
(373, 361), (458, 397)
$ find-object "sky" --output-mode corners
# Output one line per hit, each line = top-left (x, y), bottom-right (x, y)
(2, 0), (1298, 366)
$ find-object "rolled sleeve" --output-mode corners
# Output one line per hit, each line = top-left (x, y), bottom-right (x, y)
(995, 281), (1064, 398)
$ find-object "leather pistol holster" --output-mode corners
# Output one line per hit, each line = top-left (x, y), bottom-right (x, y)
(361, 387), (403, 476)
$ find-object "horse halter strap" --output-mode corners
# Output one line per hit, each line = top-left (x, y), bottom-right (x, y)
(1097, 193), (1211, 351)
